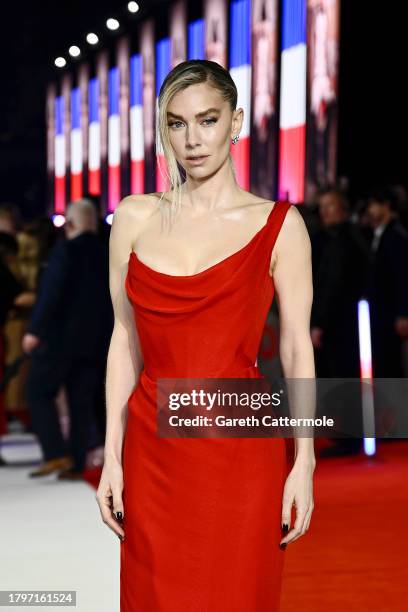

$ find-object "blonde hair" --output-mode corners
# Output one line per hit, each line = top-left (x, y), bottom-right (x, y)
(155, 60), (238, 231)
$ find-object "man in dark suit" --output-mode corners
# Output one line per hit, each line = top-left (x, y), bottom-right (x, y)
(23, 199), (113, 479)
(366, 189), (408, 377)
(311, 187), (369, 456)
(311, 188), (369, 377)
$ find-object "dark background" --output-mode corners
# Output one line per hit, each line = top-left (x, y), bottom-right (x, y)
(0, 0), (406, 219)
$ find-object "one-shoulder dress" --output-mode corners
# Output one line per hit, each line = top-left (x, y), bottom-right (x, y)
(121, 200), (292, 611)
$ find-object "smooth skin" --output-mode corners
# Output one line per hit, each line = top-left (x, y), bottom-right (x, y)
(96, 81), (316, 546)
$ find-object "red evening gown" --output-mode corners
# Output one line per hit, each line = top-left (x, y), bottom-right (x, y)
(121, 200), (292, 611)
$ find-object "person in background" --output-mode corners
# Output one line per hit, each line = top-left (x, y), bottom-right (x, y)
(11, 217), (59, 313)
(311, 187), (369, 456)
(365, 188), (408, 378)
(76, 197), (113, 445)
(83, 193), (111, 244)
(0, 218), (59, 443)
(0, 233), (24, 453)
(0, 205), (28, 430)
(0, 202), (23, 237)
(3, 227), (41, 429)
(23, 199), (113, 480)
(0, 235), (23, 327)
(81, 194), (111, 445)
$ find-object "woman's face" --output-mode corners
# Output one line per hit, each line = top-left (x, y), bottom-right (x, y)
(166, 82), (242, 178)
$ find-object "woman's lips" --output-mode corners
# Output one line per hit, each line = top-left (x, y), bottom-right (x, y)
(186, 155), (209, 165)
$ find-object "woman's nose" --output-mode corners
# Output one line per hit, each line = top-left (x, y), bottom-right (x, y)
(185, 126), (201, 147)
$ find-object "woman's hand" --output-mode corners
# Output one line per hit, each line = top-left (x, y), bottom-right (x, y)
(279, 459), (315, 548)
(96, 459), (125, 542)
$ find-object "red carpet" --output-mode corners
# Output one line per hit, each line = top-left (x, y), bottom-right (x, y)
(281, 439), (408, 611)
(83, 441), (408, 610)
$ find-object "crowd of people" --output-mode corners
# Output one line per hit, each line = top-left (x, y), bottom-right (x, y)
(0, 185), (407, 474)
(304, 186), (408, 455)
(307, 185), (408, 379)
(0, 196), (113, 476)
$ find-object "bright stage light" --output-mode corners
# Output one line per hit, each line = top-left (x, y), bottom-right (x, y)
(52, 214), (65, 227)
(54, 57), (66, 68)
(69, 46), (81, 57)
(106, 18), (120, 31)
(128, 2), (139, 13)
(358, 299), (376, 455)
(105, 213), (114, 225)
(86, 33), (99, 45)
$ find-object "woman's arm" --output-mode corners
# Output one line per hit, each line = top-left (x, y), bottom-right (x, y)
(96, 195), (147, 541)
(273, 205), (316, 466)
(104, 198), (144, 464)
(272, 205), (316, 547)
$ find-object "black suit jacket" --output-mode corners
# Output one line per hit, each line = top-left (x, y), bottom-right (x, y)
(310, 220), (370, 376)
(368, 218), (408, 329)
(27, 231), (113, 360)
(311, 220), (369, 332)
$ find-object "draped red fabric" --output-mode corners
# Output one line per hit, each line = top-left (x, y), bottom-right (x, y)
(121, 200), (292, 611)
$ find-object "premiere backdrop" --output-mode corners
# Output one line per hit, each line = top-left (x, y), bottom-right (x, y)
(46, 0), (340, 216)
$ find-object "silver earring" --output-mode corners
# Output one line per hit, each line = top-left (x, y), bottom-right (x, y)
(231, 135), (239, 145)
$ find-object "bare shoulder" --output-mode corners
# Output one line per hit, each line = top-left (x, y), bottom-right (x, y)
(110, 194), (161, 262)
(276, 204), (310, 253)
(268, 204), (310, 276)
(113, 193), (159, 223)
(238, 191), (275, 212)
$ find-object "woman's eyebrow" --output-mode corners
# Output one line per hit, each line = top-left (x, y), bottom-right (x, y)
(167, 107), (221, 119)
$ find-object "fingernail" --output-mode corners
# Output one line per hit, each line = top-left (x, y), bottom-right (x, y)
(118, 534), (124, 542)
(116, 512), (123, 521)
(282, 523), (289, 534)
(279, 542), (287, 550)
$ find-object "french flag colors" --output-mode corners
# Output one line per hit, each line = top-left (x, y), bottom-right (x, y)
(229, 0), (251, 191)
(155, 38), (171, 193)
(130, 55), (145, 195)
(278, 0), (307, 203)
(55, 96), (66, 214)
(108, 67), (121, 212)
(88, 78), (101, 196)
(70, 87), (82, 201)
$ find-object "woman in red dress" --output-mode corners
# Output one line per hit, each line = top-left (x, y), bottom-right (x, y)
(97, 60), (316, 611)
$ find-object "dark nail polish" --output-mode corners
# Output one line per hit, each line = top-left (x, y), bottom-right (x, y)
(279, 542), (287, 550)
(116, 512), (123, 521)
(118, 534), (124, 542)
(282, 523), (289, 534)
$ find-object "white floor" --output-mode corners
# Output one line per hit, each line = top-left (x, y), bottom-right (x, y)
(0, 433), (119, 611)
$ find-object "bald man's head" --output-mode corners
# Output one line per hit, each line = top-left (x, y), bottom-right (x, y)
(65, 199), (98, 238)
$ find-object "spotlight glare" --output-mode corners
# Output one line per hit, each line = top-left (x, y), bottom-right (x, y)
(128, 2), (139, 13)
(69, 45), (81, 57)
(106, 18), (120, 31)
(86, 32), (99, 45)
(52, 214), (65, 227)
(54, 57), (66, 68)
(105, 213), (114, 226)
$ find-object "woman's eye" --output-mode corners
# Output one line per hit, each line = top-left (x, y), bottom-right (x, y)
(167, 118), (217, 129)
